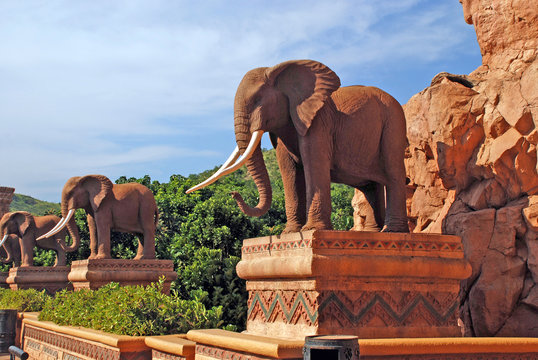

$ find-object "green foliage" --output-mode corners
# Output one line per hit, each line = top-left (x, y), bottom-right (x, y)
(0, 288), (50, 311)
(330, 184), (355, 231)
(9, 194), (60, 215)
(39, 279), (223, 336)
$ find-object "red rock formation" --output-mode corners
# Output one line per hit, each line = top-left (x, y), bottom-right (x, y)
(353, 0), (537, 336)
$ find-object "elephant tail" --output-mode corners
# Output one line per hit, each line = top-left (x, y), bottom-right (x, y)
(154, 207), (159, 228)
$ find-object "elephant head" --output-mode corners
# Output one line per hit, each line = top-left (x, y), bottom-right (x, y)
(187, 60), (340, 217)
(0, 212), (37, 264)
(1, 211), (34, 244)
(37, 175), (110, 242)
(0, 212), (27, 264)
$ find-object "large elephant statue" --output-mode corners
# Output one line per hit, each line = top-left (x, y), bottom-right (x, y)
(39, 175), (158, 260)
(0, 211), (80, 267)
(188, 60), (409, 233)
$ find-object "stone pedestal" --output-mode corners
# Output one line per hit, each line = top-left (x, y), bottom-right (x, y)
(7, 266), (71, 293)
(0, 271), (8, 288)
(68, 259), (177, 293)
(236, 230), (471, 339)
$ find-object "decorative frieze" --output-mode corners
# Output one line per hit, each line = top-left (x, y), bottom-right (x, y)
(237, 230), (471, 339)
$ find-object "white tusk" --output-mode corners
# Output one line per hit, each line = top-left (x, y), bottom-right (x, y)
(0, 235), (8, 248)
(186, 146), (240, 194)
(44, 214), (68, 236)
(36, 209), (74, 240)
(221, 130), (264, 174)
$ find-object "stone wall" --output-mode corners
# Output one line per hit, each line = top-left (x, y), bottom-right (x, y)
(353, 0), (537, 336)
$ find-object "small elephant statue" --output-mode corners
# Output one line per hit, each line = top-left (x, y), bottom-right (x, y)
(40, 174), (158, 260)
(188, 59), (409, 233)
(0, 211), (80, 267)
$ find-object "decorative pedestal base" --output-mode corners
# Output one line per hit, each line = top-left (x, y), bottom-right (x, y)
(6, 266), (71, 293)
(0, 271), (8, 288)
(68, 259), (177, 293)
(236, 230), (471, 339)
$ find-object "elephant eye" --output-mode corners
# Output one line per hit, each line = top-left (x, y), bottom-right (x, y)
(254, 97), (262, 106)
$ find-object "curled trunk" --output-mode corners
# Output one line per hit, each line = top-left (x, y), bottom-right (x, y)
(61, 204), (80, 252)
(0, 224), (12, 263)
(0, 244), (12, 264)
(232, 125), (272, 217)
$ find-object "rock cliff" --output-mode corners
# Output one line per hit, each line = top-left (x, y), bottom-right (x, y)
(353, 0), (538, 336)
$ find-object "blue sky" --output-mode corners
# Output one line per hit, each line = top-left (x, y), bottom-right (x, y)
(0, 0), (481, 202)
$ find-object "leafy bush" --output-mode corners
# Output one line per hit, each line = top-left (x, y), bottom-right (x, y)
(39, 279), (224, 336)
(0, 288), (50, 312)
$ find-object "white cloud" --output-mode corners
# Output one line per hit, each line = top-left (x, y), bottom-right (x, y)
(0, 0), (479, 201)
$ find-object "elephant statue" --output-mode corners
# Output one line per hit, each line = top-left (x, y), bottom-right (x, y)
(0, 211), (80, 267)
(0, 234), (21, 267)
(188, 59), (409, 233)
(39, 174), (158, 260)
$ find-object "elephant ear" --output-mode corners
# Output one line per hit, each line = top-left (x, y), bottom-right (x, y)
(265, 60), (340, 136)
(80, 175), (113, 211)
(13, 212), (35, 235)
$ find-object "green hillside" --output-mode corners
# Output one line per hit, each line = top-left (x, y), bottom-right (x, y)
(9, 193), (60, 215)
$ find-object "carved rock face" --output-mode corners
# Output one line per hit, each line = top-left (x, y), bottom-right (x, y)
(353, 0), (538, 336)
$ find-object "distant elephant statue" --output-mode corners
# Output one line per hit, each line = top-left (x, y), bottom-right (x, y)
(40, 175), (158, 260)
(188, 59), (409, 233)
(0, 234), (21, 267)
(0, 211), (80, 267)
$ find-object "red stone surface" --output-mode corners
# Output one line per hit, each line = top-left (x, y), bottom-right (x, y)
(237, 230), (470, 339)
(7, 266), (71, 294)
(68, 259), (177, 293)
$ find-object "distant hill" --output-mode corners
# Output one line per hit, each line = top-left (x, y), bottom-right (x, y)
(9, 193), (60, 215)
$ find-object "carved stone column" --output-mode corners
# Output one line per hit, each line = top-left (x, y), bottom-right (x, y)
(0, 186), (15, 219)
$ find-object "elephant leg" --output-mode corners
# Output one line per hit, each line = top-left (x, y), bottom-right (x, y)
(299, 136), (332, 231)
(20, 236), (33, 267)
(87, 215), (99, 259)
(381, 120), (409, 233)
(135, 228), (156, 260)
(276, 142), (306, 233)
(94, 212), (112, 259)
(357, 183), (385, 231)
(12, 238), (21, 267)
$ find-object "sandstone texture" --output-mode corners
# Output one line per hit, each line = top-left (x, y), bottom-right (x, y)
(353, 0), (538, 336)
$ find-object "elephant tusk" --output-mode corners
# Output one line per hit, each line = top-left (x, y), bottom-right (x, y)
(185, 145), (241, 194)
(44, 213), (68, 236)
(222, 130), (264, 173)
(37, 209), (75, 240)
(0, 235), (7, 248)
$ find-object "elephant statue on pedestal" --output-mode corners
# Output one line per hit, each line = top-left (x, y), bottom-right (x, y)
(39, 175), (158, 260)
(0, 211), (80, 267)
(188, 59), (409, 233)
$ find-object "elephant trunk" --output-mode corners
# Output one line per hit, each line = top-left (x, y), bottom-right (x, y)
(0, 238), (12, 264)
(231, 122), (272, 217)
(0, 229), (12, 264)
(61, 204), (80, 252)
